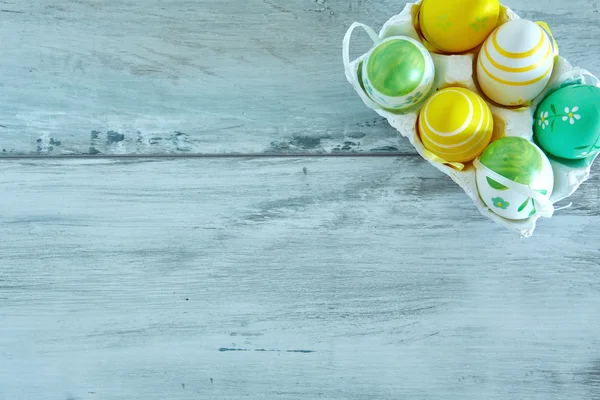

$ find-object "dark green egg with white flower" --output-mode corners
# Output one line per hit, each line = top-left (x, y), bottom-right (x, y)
(533, 84), (600, 161)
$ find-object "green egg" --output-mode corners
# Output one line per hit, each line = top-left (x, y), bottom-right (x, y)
(366, 39), (425, 97)
(480, 136), (544, 188)
(533, 84), (600, 161)
(477, 136), (554, 220)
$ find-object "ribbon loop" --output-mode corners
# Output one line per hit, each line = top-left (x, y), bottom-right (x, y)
(550, 68), (600, 97)
(560, 68), (600, 88)
(422, 149), (465, 171)
(536, 21), (559, 62)
(342, 22), (383, 110)
(342, 22), (381, 77)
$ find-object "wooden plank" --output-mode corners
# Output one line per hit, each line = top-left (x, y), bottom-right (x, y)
(1, 0), (599, 156)
(1, 157), (599, 399)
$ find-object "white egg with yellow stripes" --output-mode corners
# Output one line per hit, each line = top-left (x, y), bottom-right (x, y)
(418, 87), (494, 163)
(477, 19), (556, 106)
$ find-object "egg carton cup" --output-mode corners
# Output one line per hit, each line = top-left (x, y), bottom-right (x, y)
(343, 1), (600, 237)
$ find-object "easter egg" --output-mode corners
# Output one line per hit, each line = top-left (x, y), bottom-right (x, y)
(477, 19), (555, 106)
(419, 0), (500, 53)
(534, 84), (600, 161)
(418, 87), (494, 163)
(361, 36), (435, 111)
(476, 137), (554, 220)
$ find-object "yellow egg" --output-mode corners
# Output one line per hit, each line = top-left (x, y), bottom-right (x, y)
(418, 87), (494, 163)
(477, 19), (555, 106)
(419, 0), (500, 53)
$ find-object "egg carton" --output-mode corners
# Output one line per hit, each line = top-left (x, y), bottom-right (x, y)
(343, 1), (600, 237)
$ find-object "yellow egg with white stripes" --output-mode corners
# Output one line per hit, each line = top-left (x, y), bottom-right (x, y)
(477, 19), (556, 106)
(418, 87), (494, 163)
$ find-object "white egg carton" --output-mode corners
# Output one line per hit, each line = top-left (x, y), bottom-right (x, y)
(343, 1), (599, 237)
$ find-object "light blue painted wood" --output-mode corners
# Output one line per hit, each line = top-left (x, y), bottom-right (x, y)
(0, 0), (598, 155)
(1, 157), (599, 399)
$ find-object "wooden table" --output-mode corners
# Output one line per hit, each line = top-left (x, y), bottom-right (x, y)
(1, 1), (599, 398)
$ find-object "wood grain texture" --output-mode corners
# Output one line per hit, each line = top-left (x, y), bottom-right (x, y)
(0, 0), (599, 156)
(1, 157), (600, 399)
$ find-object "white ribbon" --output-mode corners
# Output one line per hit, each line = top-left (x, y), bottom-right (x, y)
(555, 67), (600, 90)
(342, 22), (382, 110)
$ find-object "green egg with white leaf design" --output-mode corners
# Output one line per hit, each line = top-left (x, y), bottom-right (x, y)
(534, 84), (600, 162)
(361, 36), (435, 111)
(475, 137), (554, 220)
